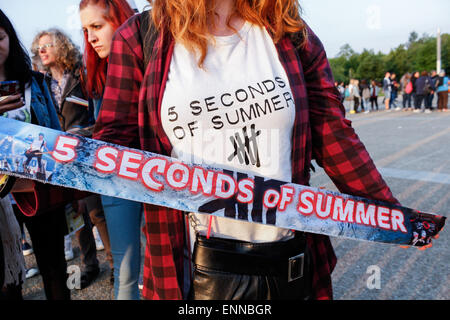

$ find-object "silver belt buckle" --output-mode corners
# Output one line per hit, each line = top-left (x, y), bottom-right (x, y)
(288, 253), (304, 282)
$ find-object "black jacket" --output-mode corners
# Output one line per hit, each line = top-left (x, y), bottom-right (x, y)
(44, 69), (92, 132)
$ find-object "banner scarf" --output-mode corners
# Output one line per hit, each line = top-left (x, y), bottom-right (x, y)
(0, 117), (445, 247)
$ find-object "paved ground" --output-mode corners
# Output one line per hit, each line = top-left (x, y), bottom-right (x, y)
(314, 100), (450, 300)
(21, 98), (449, 300)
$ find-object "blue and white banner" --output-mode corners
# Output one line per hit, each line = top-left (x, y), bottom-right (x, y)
(0, 117), (445, 247)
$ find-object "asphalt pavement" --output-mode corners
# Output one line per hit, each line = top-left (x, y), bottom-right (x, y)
(21, 98), (450, 300)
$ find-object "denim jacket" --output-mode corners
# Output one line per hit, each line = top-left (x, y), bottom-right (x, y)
(30, 71), (61, 130)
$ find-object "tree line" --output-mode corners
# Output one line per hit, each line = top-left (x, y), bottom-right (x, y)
(329, 31), (449, 84)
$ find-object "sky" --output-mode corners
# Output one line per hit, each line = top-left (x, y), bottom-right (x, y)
(1, 0), (449, 59)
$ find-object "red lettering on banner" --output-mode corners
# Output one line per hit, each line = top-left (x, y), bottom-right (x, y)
(140, 157), (167, 192)
(377, 206), (391, 230)
(165, 162), (190, 190)
(316, 192), (334, 219)
(391, 209), (407, 233)
(263, 189), (280, 209)
(279, 186), (295, 211)
(237, 178), (254, 203)
(355, 202), (377, 227)
(94, 146), (118, 173)
(297, 190), (315, 216)
(88, 142), (411, 235)
(118, 150), (143, 181)
(52, 135), (79, 163)
(215, 172), (237, 199)
(332, 196), (355, 223)
(190, 167), (214, 196)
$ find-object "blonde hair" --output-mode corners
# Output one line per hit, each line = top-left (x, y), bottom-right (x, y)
(31, 28), (83, 72)
(148, 0), (306, 67)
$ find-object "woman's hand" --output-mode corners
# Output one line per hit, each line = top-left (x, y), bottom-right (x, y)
(0, 94), (25, 114)
(399, 233), (440, 251)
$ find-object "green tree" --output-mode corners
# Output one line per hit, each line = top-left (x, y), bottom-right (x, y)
(384, 45), (410, 77)
(329, 32), (449, 83)
(356, 50), (385, 81)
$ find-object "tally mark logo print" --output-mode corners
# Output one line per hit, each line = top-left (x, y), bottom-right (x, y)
(228, 124), (261, 168)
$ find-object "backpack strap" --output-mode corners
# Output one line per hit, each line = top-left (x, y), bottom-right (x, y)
(139, 10), (159, 69)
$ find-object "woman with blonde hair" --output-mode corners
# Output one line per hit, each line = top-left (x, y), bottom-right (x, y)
(31, 28), (112, 290)
(93, 0), (399, 300)
(31, 29), (89, 131)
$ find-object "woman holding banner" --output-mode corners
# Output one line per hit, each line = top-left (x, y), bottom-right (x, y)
(92, 0), (428, 300)
(0, 9), (69, 299)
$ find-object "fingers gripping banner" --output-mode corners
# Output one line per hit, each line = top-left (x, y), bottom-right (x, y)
(0, 117), (445, 247)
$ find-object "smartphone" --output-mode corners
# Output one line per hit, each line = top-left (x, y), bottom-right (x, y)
(0, 80), (20, 98)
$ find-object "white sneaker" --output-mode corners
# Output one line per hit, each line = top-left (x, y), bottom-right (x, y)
(425, 109), (432, 113)
(395, 107), (402, 111)
(93, 226), (104, 251)
(26, 267), (39, 279)
(64, 235), (74, 261)
(22, 242), (34, 256)
(413, 109), (421, 113)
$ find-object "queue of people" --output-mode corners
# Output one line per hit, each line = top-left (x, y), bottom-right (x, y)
(0, 0), (440, 302)
(337, 70), (449, 114)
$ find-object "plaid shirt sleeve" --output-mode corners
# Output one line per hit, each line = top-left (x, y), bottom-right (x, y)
(299, 26), (399, 205)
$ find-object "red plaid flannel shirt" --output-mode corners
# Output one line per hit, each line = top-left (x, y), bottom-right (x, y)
(93, 13), (399, 300)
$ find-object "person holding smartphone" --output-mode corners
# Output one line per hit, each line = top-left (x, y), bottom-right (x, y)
(0, 79), (24, 117)
(0, 9), (68, 300)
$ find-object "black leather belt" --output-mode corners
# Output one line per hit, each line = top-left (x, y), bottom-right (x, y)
(193, 233), (307, 282)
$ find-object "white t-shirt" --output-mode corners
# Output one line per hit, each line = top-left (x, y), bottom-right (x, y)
(161, 21), (296, 244)
(30, 138), (45, 151)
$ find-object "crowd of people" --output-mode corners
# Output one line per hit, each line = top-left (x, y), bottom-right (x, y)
(0, 0), (439, 302)
(336, 70), (449, 114)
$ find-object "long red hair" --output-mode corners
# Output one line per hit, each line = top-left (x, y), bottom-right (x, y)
(149, 0), (306, 67)
(79, 0), (134, 98)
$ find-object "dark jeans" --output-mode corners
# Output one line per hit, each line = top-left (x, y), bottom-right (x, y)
(390, 91), (398, 108)
(426, 93), (434, 109)
(14, 205), (70, 300)
(370, 96), (378, 110)
(24, 150), (43, 171)
(353, 97), (360, 112)
(403, 93), (412, 109)
(360, 97), (366, 111)
(415, 94), (427, 110)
